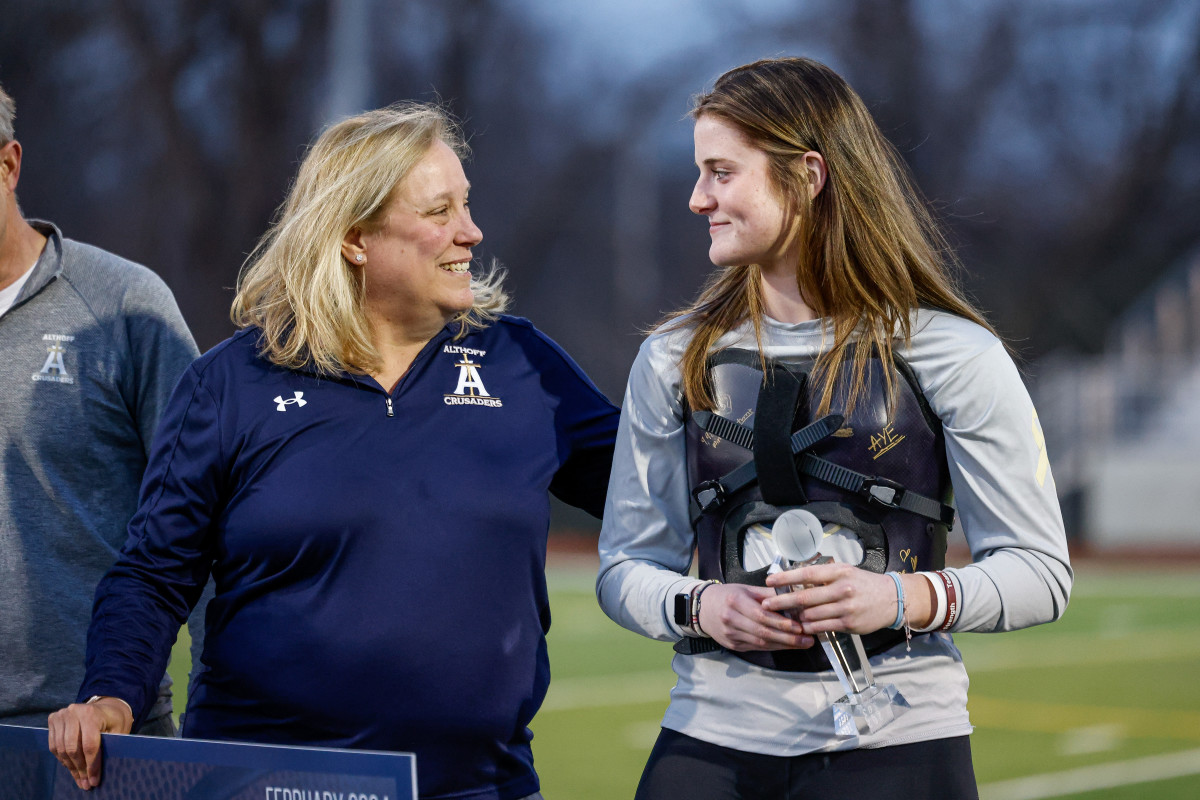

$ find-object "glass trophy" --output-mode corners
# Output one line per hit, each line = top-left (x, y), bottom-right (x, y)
(770, 509), (910, 737)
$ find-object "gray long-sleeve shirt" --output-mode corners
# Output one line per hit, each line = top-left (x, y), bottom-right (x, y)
(597, 309), (1072, 755)
(0, 221), (199, 727)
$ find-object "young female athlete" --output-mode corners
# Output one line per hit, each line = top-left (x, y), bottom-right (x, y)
(597, 57), (1071, 799)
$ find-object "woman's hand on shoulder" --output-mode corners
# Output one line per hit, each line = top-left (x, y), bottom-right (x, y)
(47, 697), (133, 791)
(763, 563), (900, 635)
(697, 583), (815, 651)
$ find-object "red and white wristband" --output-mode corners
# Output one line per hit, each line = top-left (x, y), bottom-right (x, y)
(936, 570), (959, 630)
(912, 570), (960, 633)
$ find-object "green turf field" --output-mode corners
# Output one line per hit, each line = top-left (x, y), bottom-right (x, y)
(167, 561), (1200, 799)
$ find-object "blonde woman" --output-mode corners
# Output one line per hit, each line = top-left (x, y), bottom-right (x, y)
(598, 58), (1071, 799)
(49, 102), (618, 800)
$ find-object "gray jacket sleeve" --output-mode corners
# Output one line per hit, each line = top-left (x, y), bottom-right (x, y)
(597, 333), (702, 641)
(119, 271), (199, 457)
(922, 338), (1073, 632)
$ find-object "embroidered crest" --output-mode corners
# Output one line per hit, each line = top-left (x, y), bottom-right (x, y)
(443, 345), (502, 408)
(31, 334), (75, 384)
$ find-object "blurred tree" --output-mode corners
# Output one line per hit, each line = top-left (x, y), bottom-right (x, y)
(2, 0), (1197, 383)
(776, 0), (1200, 356)
(2, 0), (330, 349)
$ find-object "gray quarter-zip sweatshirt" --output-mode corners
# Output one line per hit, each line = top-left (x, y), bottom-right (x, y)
(0, 220), (200, 728)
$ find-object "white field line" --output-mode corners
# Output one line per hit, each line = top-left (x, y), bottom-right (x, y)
(964, 632), (1200, 673)
(979, 747), (1200, 799)
(541, 635), (1200, 714)
(541, 670), (674, 712)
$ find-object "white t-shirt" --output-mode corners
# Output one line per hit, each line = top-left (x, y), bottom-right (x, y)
(597, 308), (1072, 755)
(0, 260), (38, 317)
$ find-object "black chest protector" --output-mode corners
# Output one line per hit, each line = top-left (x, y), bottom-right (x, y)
(682, 348), (955, 672)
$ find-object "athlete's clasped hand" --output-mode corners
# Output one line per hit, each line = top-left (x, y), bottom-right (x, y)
(696, 583), (814, 651)
(764, 562), (928, 635)
(47, 697), (133, 791)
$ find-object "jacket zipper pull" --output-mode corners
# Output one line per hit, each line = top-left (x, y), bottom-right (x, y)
(385, 396), (394, 417)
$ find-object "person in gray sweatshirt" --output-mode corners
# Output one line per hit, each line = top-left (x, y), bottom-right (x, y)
(0, 82), (200, 734)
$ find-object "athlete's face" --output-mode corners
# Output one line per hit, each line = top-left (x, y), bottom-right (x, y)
(345, 140), (483, 333)
(689, 115), (793, 275)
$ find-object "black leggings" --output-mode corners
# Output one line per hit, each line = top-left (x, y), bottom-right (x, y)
(634, 728), (979, 800)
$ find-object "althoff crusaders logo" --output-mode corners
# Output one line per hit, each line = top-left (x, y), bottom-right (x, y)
(32, 334), (75, 384)
(443, 345), (502, 408)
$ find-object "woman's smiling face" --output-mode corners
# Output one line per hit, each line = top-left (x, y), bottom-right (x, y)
(688, 114), (793, 277)
(352, 139), (483, 331)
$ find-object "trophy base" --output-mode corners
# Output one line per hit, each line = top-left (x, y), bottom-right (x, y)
(831, 683), (911, 737)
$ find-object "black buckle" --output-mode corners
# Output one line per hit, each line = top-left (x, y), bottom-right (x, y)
(862, 476), (905, 510)
(692, 480), (727, 513)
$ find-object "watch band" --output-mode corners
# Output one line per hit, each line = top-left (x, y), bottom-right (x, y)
(674, 591), (693, 627)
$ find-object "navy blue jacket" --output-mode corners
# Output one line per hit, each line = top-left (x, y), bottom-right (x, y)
(78, 316), (619, 800)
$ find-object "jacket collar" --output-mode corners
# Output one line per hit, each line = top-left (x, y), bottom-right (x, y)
(259, 321), (463, 387)
(13, 220), (65, 306)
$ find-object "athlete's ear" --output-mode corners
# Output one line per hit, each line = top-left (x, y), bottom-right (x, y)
(801, 151), (827, 199)
(341, 226), (366, 266)
(0, 140), (22, 193)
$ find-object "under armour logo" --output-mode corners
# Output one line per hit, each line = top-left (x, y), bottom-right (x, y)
(274, 391), (307, 412)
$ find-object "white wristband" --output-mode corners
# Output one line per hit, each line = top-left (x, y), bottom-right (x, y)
(911, 572), (948, 633)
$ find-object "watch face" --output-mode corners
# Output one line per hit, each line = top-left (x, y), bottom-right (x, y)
(674, 592), (691, 626)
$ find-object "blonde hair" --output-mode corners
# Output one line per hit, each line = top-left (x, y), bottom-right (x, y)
(231, 102), (508, 376)
(665, 57), (995, 414)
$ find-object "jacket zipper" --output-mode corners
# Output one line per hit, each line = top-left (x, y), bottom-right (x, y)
(381, 327), (451, 417)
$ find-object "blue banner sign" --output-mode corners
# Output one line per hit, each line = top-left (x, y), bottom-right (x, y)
(0, 724), (416, 800)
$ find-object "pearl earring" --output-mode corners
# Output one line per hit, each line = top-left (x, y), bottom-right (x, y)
(355, 254), (365, 263)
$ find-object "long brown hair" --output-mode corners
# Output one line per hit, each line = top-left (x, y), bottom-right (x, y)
(664, 57), (994, 414)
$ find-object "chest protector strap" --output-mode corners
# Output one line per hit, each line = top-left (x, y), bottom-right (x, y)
(678, 348), (954, 672)
(754, 364), (809, 506)
(690, 414), (954, 528)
